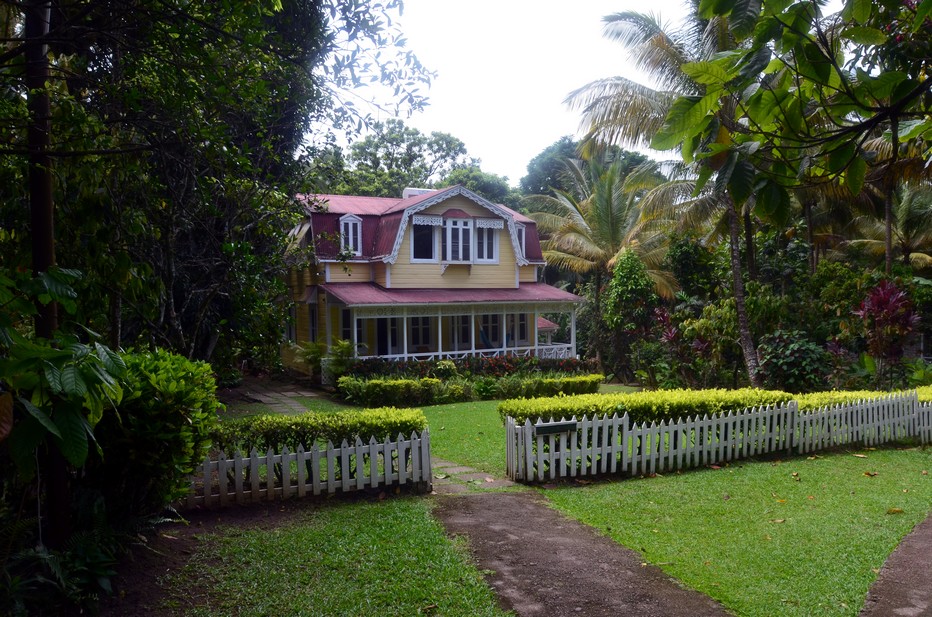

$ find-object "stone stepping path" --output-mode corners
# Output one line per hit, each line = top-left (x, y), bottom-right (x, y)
(431, 458), (519, 494)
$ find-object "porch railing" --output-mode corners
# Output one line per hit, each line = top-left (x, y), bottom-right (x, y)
(357, 343), (574, 363)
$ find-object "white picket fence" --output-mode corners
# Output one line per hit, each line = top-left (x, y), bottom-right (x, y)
(506, 392), (932, 482)
(181, 431), (432, 509)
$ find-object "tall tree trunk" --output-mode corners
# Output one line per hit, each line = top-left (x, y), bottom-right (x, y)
(803, 199), (816, 274)
(743, 206), (757, 281)
(885, 117), (899, 276)
(26, 0), (69, 550)
(726, 196), (761, 387)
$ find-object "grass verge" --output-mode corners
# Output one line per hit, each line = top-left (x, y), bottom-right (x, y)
(543, 445), (932, 617)
(160, 497), (510, 617)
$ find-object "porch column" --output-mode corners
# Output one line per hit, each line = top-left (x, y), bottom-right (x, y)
(351, 309), (358, 356)
(500, 308), (506, 354)
(570, 308), (577, 359)
(402, 308), (409, 359)
(534, 307), (539, 357)
(437, 310), (444, 359)
(470, 306), (476, 354)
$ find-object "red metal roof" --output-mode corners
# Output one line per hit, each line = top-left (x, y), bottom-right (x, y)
(537, 316), (560, 331)
(299, 186), (545, 262)
(319, 282), (581, 307)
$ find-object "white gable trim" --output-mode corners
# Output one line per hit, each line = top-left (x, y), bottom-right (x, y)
(383, 186), (530, 266)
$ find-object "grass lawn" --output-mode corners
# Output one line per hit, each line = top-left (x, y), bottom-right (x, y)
(160, 497), (511, 617)
(421, 400), (506, 476)
(544, 446), (932, 617)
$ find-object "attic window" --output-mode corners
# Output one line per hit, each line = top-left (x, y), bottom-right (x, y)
(442, 218), (472, 262)
(515, 224), (526, 259)
(340, 214), (362, 256)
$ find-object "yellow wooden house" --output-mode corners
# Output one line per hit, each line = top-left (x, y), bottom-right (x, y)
(282, 185), (580, 367)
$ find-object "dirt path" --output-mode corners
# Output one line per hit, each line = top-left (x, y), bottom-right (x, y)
(433, 491), (731, 617)
(859, 513), (932, 617)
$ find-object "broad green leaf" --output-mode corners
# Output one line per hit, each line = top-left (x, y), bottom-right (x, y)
(754, 180), (791, 226)
(95, 342), (127, 377)
(728, 160), (757, 205)
(914, 0), (932, 31)
(846, 0), (872, 23)
(730, 0), (763, 40)
(827, 142), (856, 175)
(19, 397), (61, 439)
(652, 96), (715, 150)
(53, 407), (90, 467)
(44, 363), (64, 394)
(898, 119), (932, 141)
(699, 0), (737, 18)
(61, 365), (89, 397)
(694, 165), (715, 196)
(855, 70), (908, 102)
(38, 271), (78, 301)
(846, 155), (867, 195)
(844, 26), (887, 45)
(682, 61), (732, 86)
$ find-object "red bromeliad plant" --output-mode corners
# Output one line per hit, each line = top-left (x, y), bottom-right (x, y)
(853, 280), (920, 388)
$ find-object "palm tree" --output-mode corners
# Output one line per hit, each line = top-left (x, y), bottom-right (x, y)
(565, 9), (768, 386)
(522, 156), (672, 368)
(846, 183), (932, 270)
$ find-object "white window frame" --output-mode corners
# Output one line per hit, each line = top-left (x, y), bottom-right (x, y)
(339, 214), (362, 256)
(410, 223), (438, 263)
(410, 316), (431, 347)
(452, 315), (472, 350)
(480, 314), (501, 347)
(442, 219), (472, 263)
(515, 224), (526, 259)
(475, 227), (497, 263)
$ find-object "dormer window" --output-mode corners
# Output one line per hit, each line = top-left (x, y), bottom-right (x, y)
(340, 214), (362, 256)
(442, 218), (472, 262)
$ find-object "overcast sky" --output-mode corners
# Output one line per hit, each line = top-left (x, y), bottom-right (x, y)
(389, 0), (692, 187)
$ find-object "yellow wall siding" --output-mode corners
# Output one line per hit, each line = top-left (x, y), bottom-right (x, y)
(373, 263), (388, 287)
(519, 265), (537, 283)
(326, 262), (371, 283)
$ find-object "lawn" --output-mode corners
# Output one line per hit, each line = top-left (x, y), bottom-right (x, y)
(159, 498), (511, 617)
(422, 400), (506, 476)
(544, 446), (932, 617)
(215, 384), (932, 617)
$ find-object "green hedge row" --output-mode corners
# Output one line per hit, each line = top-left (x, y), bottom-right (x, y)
(499, 388), (795, 425)
(337, 374), (604, 407)
(499, 386), (932, 426)
(211, 407), (427, 454)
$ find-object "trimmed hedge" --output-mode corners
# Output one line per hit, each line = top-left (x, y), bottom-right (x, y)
(499, 388), (795, 425)
(211, 407), (427, 454)
(337, 374), (604, 407)
(346, 355), (601, 379)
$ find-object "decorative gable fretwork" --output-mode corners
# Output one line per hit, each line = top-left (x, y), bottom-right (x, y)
(412, 214), (442, 226)
(475, 218), (504, 229)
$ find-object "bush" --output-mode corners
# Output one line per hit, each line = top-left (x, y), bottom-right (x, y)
(757, 330), (830, 393)
(337, 374), (604, 406)
(499, 387), (794, 425)
(83, 349), (220, 520)
(211, 407), (427, 453)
